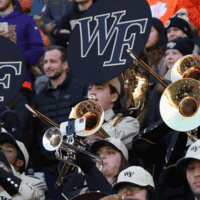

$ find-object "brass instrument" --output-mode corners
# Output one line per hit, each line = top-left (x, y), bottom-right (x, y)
(26, 100), (105, 188)
(43, 127), (104, 169)
(121, 49), (150, 126)
(26, 99), (111, 188)
(127, 49), (200, 140)
(171, 54), (200, 82)
(126, 49), (169, 88)
(160, 78), (200, 134)
(69, 100), (105, 137)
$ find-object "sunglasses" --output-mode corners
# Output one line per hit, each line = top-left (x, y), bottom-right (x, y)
(118, 186), (142, 194)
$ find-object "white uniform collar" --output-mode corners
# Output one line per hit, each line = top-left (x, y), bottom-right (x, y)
(104, 109), (115, 122)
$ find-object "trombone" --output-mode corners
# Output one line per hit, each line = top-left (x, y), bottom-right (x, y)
(127, 50), (200, 142)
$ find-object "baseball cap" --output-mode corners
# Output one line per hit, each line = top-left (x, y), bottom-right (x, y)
(176, 139), (200, 169)
(113, 166), (155, 192)
(107, 76), (121, 95)
(90, 138), (128, 160)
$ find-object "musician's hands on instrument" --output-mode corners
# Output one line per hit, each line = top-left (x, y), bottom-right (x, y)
(74, 152), (96, 174)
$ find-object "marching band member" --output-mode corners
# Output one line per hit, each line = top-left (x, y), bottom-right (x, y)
(176, 139), (200, 200)
(0, 128), (46, 199)
(85, 76), (140, 150)
(111, 166), (155, 200)
(59, 138), (129, 200)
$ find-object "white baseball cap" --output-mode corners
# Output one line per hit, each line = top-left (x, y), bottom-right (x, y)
(90, 138), (128, 160)
(113, 166), (155, 192)
(176, 139), (200, 169)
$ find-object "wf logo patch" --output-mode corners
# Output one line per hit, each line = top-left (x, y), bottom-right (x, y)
(67, 0), (152, 84)
(78, 11), (148, 67)
(124, 171), (134, 177)
(0, 36), (26, 109)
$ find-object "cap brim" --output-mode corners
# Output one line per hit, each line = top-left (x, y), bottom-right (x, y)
(113, 181), (154, 192)
(176, 157), (198, 169)
(0, 132), (25, 165)
(0, 132), (18, 148)
(90, 140), (118, 155)
(113, 181), (133, 191)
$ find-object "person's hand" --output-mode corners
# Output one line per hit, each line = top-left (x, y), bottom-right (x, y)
(59, 29), (70, 34)
(0, 29), (9, 38)
(74, 152), (96, 174)
(45, 23), (56, 34)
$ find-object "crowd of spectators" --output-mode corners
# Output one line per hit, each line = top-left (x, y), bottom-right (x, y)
(0, 0), (200, 199)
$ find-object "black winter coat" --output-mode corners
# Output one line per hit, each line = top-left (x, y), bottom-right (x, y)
(29, 73), (87, 169)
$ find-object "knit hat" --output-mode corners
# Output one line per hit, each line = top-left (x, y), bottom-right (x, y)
(152, 17), (167, 46)
(165, 9), (193, 38)
(165, 37), (194, 56)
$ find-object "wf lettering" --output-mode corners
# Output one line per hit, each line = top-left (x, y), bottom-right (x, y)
(191, 145), (200, 152)
(124, 171), (134, 177)
(78, 10), (148, 67)
(0, 62), (22, 102)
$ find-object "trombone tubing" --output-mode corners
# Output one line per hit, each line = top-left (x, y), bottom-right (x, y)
(25, 104), (60, 128)
(127, 49), (169, 88)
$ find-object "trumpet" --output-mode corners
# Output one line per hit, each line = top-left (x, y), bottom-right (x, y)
(26, 99), (107, 188)
(43, 127), (104, 170)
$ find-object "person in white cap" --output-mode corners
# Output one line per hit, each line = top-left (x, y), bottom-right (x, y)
(59, 138), (129, 200)
(112, 166), (155, 200)
(0, 128), (46, 199)
(176, 139), (200, 200)
(85, 76), (140, 150)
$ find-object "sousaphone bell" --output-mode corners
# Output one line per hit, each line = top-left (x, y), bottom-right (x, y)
(171, 54), (200, 82)
(160, 78), (200, 132)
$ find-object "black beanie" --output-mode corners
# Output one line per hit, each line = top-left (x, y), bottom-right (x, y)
(165, 37), (194, 56)
(152, 17), (168, 46)
(165, 16), (193, 39)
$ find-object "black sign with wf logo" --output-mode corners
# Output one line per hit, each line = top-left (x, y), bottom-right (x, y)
(0, 36), (26, 109)
(67, 0), (152, 83)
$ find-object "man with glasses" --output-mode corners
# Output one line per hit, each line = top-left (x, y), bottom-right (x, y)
(112, 166), (155, 200)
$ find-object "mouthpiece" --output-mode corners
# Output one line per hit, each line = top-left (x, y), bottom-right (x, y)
(84, 95), (96, 100)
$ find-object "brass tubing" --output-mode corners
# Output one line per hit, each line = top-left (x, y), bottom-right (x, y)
(127, 49), (169, 88)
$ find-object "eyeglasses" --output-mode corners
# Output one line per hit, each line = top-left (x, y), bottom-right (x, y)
(118, 186), (142, 194)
